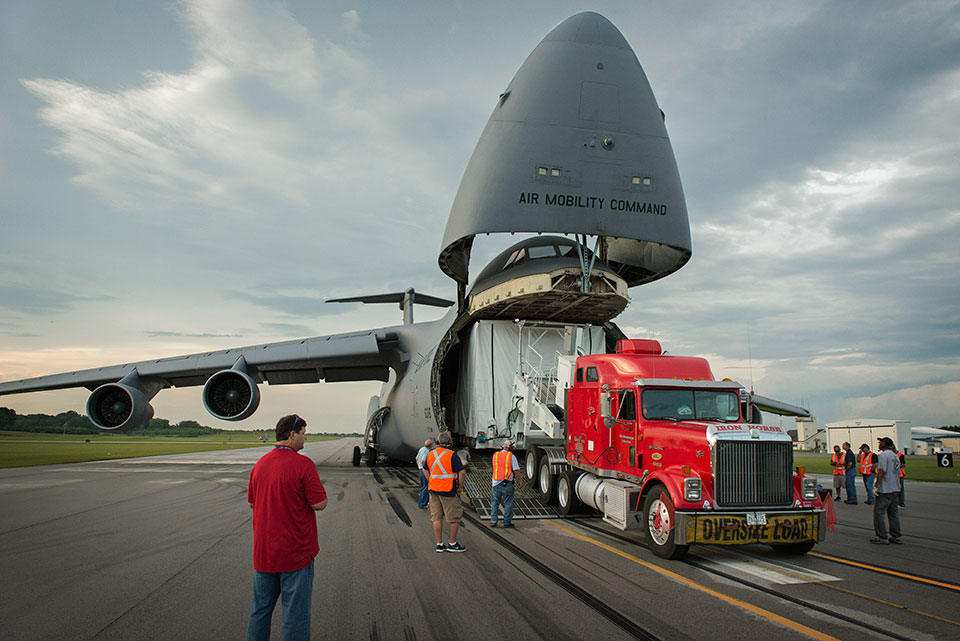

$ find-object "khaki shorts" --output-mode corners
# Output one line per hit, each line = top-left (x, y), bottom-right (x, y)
(429, 493), (462, 523)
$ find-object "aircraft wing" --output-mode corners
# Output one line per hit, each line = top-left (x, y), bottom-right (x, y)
(0, 329), (401, 394)
(0, 328), (405, 430)
(749, 393), (810, 418)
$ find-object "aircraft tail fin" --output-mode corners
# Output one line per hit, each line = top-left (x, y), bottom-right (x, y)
(327, 288), (454, 324)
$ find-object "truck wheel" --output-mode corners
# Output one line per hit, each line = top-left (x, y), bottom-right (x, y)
(352, 445), (362, 467)
(538, 455), (557, 503)
(525, 448), (539, 482)
(557, 470), (581, 516)
(642, 487), (689, 560)
(770, 541), (815, 555)
(364, 447), (377, 467)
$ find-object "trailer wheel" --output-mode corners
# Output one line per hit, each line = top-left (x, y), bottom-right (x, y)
(537, 455), (557, 503)
(352, 445), (362, 467)
(364, 447), (377, 467)
(525, 448), (539, 483)
(557, 470), (581, 516)
(770, 541), (815, 555)
(642, 487), (689, 560)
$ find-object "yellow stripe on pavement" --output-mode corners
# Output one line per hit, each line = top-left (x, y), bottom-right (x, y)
(809, 552), (960, 592)
(544, 520), (840, 641)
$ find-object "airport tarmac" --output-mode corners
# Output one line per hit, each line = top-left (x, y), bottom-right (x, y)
(0, 438), (958, 641)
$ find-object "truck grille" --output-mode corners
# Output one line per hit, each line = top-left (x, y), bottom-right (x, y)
(713, 441), (793, 508)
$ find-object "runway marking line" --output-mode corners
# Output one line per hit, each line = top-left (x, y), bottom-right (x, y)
(809, 552), (960, 592)
(720, 551), (960, 628)
(545, 520), (839, 641)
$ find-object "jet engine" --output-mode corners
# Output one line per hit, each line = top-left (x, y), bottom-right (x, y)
(87, 381), (155, 431)
(202, 361), (260, 421)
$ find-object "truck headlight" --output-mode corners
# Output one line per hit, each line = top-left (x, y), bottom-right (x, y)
(802, 477), (817, 501)
(684, 477), (702, 501)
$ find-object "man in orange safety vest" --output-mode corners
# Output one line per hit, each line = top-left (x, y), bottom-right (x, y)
(423, 431), (467, 553)
(489, 440), (522, 528)
(829, 445), (844, 501)
(858, 443), (878, 504)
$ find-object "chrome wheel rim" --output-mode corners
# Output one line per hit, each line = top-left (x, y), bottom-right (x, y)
(539, 462), (551, 494)
(558, 475), (570, 507)
(647, 497), (672, 546)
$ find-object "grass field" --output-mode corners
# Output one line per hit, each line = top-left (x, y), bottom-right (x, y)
(794, 452), (959, 483)
(0, 431), (347, 468)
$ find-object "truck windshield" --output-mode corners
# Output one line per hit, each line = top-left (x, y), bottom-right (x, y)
(641, 389), (740, 422)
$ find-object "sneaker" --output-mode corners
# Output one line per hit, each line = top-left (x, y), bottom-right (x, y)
(435, 543), (446, 553)
(488, 521), (497, 527)
(502, 523), (515, 529)
(446, 542), (466, 553)
(865, 500), (875, 505)
(889, 538), (903, 544)
(869, 537), (889, 545)
(834, 496), (841, 501)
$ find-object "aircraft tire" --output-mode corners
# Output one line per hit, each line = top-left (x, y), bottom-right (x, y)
(364, 447), (377, 467)
(352, 446), (362, 467)
(770, 541), (815, 555)
(537, 455), (557, 504)
(557, 470), (581, 516)
(642, 486), (689, 560)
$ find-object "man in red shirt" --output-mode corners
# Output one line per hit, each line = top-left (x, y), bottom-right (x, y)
(246, 414), (327, 641)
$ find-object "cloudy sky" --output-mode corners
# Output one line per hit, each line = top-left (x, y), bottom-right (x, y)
(1, 0), (958, 433)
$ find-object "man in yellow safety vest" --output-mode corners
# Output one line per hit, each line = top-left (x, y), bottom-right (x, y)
(489, 440), (523, 528)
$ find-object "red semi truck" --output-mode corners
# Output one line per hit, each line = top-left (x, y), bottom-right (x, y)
(525, 338), (825, 559)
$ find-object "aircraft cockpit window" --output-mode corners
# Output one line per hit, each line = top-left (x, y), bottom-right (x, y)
(528, 245), (559, 259)
(503, 249), (525, 270)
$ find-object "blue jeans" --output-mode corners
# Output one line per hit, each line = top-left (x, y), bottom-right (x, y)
(899, 477), (905, 507)
(863, 473), (875, 502)
(246, 558), (314, 641)
(418, 469), (429, 507)
(844, 470), (857, 502)
(490, 481), (515, 525)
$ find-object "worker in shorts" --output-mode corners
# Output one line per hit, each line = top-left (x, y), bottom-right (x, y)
(422, 431), (467, 552)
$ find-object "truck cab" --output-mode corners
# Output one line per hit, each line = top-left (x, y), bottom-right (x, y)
(537, 339), (825, 559)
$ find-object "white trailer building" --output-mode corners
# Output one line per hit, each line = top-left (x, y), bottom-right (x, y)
(826, 419), (913, 454)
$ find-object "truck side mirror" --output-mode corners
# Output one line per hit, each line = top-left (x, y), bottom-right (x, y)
(600, 392), (614, 428)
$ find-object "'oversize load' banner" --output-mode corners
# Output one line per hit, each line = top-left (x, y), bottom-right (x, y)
(691, 514), (818, 544)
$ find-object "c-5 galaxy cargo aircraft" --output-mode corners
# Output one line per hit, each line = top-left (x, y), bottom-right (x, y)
(0, 13), (808, 465)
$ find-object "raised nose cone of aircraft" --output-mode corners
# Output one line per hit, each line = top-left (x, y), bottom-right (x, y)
(468, 236), (628, 323)
(439, 12), (691, 288)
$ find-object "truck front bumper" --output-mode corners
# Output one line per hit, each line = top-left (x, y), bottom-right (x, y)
(675, 509), (825, 545)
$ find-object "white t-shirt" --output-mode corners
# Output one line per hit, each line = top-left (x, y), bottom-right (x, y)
(876, 449), (901, 494)
(416, 446), (430, 470)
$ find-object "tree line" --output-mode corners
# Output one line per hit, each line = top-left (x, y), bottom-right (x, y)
(0, 407), (360, 438)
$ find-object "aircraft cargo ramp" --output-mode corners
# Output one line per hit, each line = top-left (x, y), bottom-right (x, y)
(461, 450), (559, 520)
